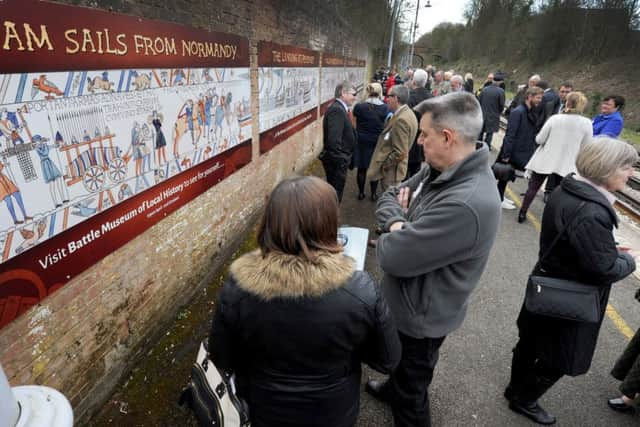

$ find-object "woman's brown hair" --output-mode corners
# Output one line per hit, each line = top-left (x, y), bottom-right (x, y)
(258, 176), (342, 260)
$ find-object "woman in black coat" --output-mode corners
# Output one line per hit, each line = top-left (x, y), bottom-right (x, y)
(209, 176), (401, 427)
(609, 291), (640, 413)
(505, 137), (637, 425)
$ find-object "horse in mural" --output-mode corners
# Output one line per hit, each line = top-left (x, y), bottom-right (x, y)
(87, 75), (114, 93)
(131, 71), (152, 91)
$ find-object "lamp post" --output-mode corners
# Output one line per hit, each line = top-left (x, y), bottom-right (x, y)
(409, 0), (431, 67)
(386, 0), (402, 68)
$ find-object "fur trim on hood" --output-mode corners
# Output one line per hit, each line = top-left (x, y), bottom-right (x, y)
(229, 250), (355, 300)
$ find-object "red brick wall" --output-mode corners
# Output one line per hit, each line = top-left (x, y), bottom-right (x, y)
(0, 0), (370, 421)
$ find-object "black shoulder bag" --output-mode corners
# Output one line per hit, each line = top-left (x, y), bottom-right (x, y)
(525, 201), (603, 323)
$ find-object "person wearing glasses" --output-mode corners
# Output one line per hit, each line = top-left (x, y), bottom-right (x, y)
(319, 81), (357, 202)
(367, 85), (418, 192)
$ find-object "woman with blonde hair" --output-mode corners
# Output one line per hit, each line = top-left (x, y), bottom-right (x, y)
(518, 91), (593, 223)
(209, 176), (400, 427)
(464, 73), (474, 93)
(353, 82), (390, 200)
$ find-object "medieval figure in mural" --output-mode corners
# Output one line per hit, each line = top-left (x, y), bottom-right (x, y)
(204, 93), (213, 142)
(224, 91), (237, 148)
(214, 94), (226, 150)
(173, 69), (186, 86)
(202, 68), (213, 82)
(149, 110), (167, 166)
(127, 121), (150, 191)
(184, 100), (199, 146)
(35, 136), (67, 207)
(160, 71), (169, 87)
(0, 108), (25, 148)
(83, 129), (91, 142)
(0, 160), (31, 225)
(141, 124), (154, 172)
(197, 94), (207, 138)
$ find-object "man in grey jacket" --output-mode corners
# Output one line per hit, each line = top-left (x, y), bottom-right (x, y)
(366, 92), (502, 427)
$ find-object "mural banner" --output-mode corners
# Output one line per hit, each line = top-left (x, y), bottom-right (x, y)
(0, 1), (253, 329)
(319, 55), (367, 116)
(258, 41), (319, 154)
(0, 0), (249, 73)
(320, 54), (345, 116)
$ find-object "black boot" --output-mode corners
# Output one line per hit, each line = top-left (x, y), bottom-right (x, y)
(370, 180), (379, 202)
(517, 210), (527, 223)
(508, 376), (558, 425)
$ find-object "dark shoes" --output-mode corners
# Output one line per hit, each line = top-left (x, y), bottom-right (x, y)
(357, 192), (366, 200)
(508, 400), (556, 425)
(365, 379), (388, 402)
(517, 211), (527, 223)
(370, 192), (378, 202)
(504, 384), (516, 401)
(608, 397), (635, 413)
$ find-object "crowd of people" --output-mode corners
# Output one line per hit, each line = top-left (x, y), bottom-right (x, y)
(203, 66), (640, 427)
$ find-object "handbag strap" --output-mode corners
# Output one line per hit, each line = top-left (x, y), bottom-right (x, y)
(539, 201), (586, 264)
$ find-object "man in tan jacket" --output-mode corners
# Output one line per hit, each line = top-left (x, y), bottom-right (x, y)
(368, 85), (418, 190)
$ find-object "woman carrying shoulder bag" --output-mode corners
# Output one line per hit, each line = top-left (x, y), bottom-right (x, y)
(209, 176), (401, 427)
(505, 138), (637, 425)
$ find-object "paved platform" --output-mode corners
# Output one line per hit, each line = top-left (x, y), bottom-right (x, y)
(91, 142), (640, 426)
(323, 140), (640, 426)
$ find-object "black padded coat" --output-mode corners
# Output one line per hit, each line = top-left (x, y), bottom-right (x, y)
(209, 250), (401, 427)
(517, 175), (636, 376)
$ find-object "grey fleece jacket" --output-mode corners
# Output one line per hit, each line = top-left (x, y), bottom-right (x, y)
(376, 144), (501, 338)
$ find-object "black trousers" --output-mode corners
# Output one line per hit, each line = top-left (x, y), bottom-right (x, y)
(479, 131), (494, 150)
(382, 333), (446, 427)
(321, 157), (348, 202)
(611, 327), (640, 398)
(543, 173), (562, 195)
(509, 336), (563, 401)
(497, 179), (508, 201)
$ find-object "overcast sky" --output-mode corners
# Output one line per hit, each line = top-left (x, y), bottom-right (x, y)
(413, 0), (468, 38)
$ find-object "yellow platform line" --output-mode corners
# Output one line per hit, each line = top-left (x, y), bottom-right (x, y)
(505, 186), (633, 341)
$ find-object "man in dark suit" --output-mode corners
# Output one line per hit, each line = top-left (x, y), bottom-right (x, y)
(320, 81), (357, 202)
(478, 74), (506, 150)
(536, 80), (560, 130)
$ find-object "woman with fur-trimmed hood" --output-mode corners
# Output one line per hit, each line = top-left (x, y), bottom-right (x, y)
(209, 176), (400, 427)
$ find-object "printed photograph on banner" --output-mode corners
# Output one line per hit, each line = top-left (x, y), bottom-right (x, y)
(320, 67), (347, 105)
(346, 66), (366, 93)
(258, 67), (319, 132)
(0, 66), (251, 266)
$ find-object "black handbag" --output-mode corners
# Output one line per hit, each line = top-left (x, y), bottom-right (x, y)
(491, 161), (515, 182)
(179, 340), (251, 426)
(524, 201), (603, 323)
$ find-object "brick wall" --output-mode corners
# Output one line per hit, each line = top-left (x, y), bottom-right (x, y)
(0, 0), (370, 421)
